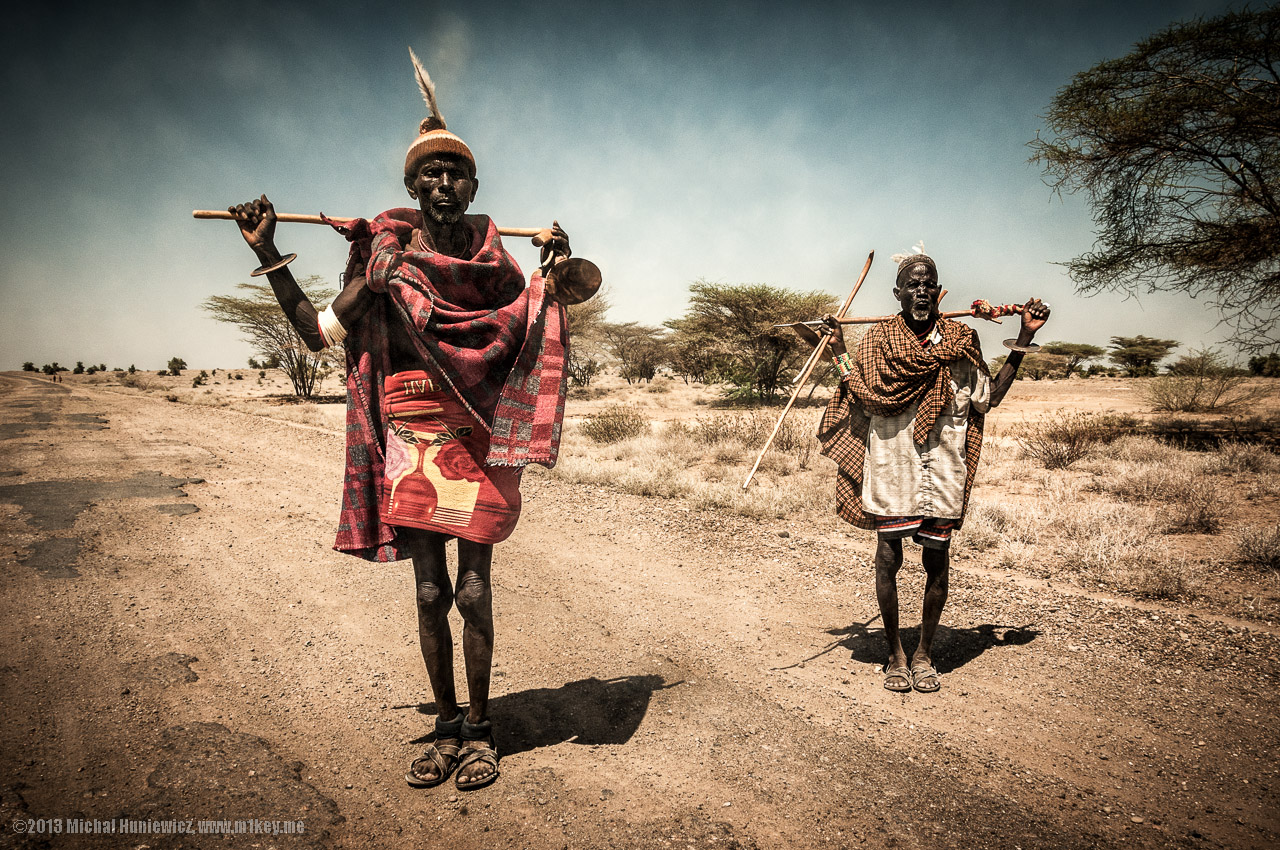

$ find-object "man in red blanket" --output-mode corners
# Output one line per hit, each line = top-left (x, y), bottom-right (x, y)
(227, 59), (576, 790)
(818, 250), (1049, 694)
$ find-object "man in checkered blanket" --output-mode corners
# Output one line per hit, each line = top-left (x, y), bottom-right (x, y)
(226, 56), (580, 791)
(818, 250), (1049, 694)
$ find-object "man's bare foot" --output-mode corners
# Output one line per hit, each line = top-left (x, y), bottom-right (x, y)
(405, 737), (461, 788)
(910, 656), (941, 693)
(456, 736), (499, 790)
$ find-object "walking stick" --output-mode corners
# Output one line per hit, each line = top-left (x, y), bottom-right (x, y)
(741, 251), (875, 490)
(194, 209), (603, 304)
(772, 299), (1026, 334)
(193, 209), (549, 240)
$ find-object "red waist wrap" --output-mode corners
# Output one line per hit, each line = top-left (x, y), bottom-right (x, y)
(380, 371), (522, 545)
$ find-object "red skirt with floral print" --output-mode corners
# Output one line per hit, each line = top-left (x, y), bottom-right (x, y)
(380, 371), (522, 544)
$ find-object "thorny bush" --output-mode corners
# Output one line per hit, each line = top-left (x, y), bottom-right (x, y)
(1016, 411), (1134, 469)
(580, 404), (651, 444)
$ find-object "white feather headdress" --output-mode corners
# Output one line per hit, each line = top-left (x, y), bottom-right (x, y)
(890, 241), (927, 266)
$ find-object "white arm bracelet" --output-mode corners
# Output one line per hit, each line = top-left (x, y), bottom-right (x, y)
(317, 304), (348, 347)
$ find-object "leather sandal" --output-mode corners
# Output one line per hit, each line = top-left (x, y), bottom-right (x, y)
(910, 663), (941, 693)
(455, 718), (499, 791)
(883, 665), (913, 693)
(405, 712), (463, 788)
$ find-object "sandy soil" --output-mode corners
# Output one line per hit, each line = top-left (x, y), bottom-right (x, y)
(1, 370), (1277, 849)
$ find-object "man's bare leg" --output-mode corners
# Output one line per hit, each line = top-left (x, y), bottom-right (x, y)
(405, 529), (461, 783)
(454, 539), (497, 787)
(455, 539), (495, 723)
(910, 546), (949, 692)
(874, 538), (911, 685)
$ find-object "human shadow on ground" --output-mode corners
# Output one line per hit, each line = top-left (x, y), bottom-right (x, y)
(772, 614), (1039, 674)
(825, 620), (1040, 674)
(398, 674), (680, 758)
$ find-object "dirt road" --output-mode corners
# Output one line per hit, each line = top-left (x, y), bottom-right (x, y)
(1, 371), (1276, 849)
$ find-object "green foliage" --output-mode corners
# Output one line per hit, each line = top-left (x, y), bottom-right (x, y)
(127, 364), (136, 374)
(202, 276), (338, 399)
(41, 363), (57, 375)
(1020, 352), (1069, 380)
(1040, 341), (1106, 375)
(1165, 348), (1246, 377)
(21, 362), (34, 372)
(664, 280), (837, 401)
(601, 322), (667, 384)
(1108, 335), (1179, 377)
(565, 291), (610, 387)
(667, 327), (717, 385)
(1031, 8), (1280, 351)
(1144, 347), (1271, 412)
(580, 404), (650, 444)
(1248, 351), (1280, 376)
(72, 361), (85, 374)
(167, 357), (187, 377)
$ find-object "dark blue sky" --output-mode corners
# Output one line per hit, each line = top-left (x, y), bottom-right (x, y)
(0, 0), (1248, 368)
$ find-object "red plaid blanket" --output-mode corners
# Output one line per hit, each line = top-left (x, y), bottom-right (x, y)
(817, 316), (987, 529)
(325, 209), (567, 561)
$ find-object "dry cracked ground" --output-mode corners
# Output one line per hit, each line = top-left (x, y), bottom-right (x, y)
(0, 370), (1276, 849)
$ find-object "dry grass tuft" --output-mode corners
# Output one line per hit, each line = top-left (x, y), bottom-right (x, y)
(1016, 411), (1130, 469)
(1202, 440), (1280, 476)
(554, 410), (828, 520)
(1101, 457), (1230, 533)
(1104, 434), (1182, 465)
(117, 372), (161, 391)
(1235, 525), (1280, 572)
(581, 404), (651, 444)
(1164, 479), (1229, 534)
(1128, 554), (1196, 600)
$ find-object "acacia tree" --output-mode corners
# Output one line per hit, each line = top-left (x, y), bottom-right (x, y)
(664, 280), (836, 401)
(1040, 341), (1106, 376)
(666, 327), (717, 384)
(601, 321), (667, 384)
(1108, 335), (1179, 376)
(565, 290), (610, 387)
(1249, 351), (1280, 376)
(1031, 8), (1280, 351)
(202, 276), (339, 398)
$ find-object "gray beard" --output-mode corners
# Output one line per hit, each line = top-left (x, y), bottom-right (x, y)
(909, 303), (934, 323)
(428, 206), (464, 226)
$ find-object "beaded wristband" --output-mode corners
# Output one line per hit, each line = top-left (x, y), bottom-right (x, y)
(832, 352), (855, 377)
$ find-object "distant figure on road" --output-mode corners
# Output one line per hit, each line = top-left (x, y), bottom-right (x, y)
(817, 248), (1049, 693)
(228, 51), (578, 790)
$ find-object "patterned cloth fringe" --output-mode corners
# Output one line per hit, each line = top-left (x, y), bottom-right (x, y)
(817, 316), (988, 530)
(324, 209), (568, 561)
